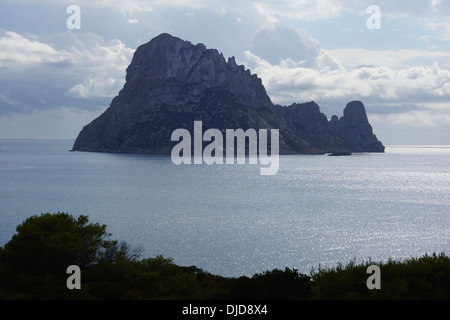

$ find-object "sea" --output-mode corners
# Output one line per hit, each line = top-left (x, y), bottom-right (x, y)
(0, 139), (449, 277)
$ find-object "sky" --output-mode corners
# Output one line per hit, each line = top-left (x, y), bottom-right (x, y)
(0, 0), (449, 145)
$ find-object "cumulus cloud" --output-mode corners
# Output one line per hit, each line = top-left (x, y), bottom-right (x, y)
(0, 31), (62, 67)
(61, 34), (134, 99)
(0, 30), (134, 115)
(244, 48), (450, 106)
(242, 42), (450, 141)
(242, 37), (450, 144)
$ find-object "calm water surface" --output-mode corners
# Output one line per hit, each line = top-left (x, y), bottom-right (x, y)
(1, 139), (449, 277)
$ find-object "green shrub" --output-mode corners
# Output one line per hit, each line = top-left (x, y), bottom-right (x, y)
(310, 253), (450, 299)
(1, 212), (450, 300)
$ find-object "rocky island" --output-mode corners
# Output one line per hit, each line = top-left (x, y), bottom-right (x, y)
(72, 33), (384, 155)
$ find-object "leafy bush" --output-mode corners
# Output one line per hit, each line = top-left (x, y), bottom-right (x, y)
(310, 253), (450, 299)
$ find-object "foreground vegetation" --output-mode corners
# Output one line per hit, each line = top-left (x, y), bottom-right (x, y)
(1, 212), (449, 300)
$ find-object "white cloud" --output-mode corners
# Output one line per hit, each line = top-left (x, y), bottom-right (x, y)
(0, 31), (63, 67)
(316, 50), (344, 73)
(68, 76), (121, 99)
(0, 30), (134, 114)
(61, 34), (135, 99)
(242, 48), (450, 114)
(241, 34), (450, 144)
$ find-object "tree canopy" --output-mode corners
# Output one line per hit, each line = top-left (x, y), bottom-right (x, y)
(0, 212), (137, 276)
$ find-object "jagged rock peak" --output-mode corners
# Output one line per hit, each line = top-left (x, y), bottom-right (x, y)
(125, 33), (272, 109)
(342, 100), (368, 122)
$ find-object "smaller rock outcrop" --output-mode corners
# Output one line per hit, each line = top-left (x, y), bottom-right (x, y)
(331, 100), (384, 153)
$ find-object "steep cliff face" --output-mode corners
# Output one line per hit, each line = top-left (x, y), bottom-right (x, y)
(72, 33), (384, 154)
(124, 33), (272, 110)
